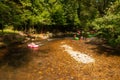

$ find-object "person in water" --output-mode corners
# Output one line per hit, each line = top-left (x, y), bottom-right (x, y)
(74, 30), (82, 40)
(28, 42), (39, 48)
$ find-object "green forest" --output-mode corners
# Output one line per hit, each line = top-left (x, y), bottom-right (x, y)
(0, 0), (120, 47)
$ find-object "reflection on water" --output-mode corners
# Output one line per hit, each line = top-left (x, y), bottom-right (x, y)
(0, 38), (57, 69)
(0, 44), (32, 68)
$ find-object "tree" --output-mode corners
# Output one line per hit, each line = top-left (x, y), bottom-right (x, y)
(75, 0), (99, 30)
(92, 1), (120, 47)
(0, 2), (11, 32)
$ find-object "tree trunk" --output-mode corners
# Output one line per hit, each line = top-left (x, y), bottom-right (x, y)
(77, 0), (81, 21)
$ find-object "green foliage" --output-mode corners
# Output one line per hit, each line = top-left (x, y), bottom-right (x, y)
(76, 0), (99, 30)
(51, 4), (66, 25)
(92, 1), (120, 47)
(0, 0), (100, 31)
(1, 0), (119, 45)
(0, 2), (11, 27)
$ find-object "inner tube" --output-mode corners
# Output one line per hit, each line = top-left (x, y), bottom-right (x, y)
(28, 43), (39, 48)
(74, 37), (79, 40)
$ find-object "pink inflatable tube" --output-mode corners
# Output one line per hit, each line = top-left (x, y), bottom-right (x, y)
(28, 43), (39, 48)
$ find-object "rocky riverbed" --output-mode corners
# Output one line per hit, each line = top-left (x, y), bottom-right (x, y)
(0, 37), (120, 80)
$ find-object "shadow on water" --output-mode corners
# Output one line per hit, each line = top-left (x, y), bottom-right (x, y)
(85, 41), (120, 56)
(0, 44), (32, 68)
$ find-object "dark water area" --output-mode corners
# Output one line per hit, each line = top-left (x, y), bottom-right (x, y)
(0, 38), (64, 69)
(0, 43), (32, 68)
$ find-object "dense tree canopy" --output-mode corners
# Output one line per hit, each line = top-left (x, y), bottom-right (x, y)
(0, 0), (120, 47)
(92, 0), (120, 47)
